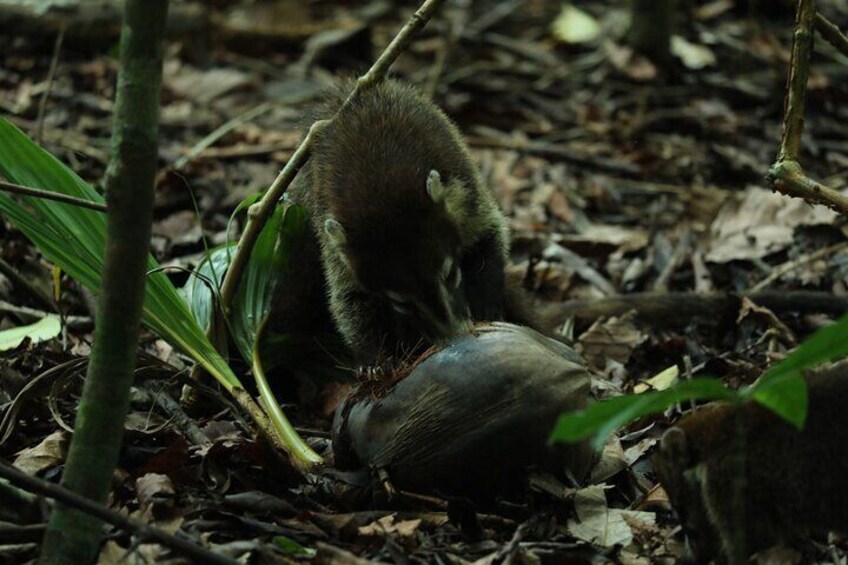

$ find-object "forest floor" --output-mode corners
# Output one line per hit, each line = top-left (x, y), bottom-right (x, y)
(2, 0), (848, 563)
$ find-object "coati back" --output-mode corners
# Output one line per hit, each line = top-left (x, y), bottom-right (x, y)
(654, 362), (848, 564)
(284, 80), (509, 363)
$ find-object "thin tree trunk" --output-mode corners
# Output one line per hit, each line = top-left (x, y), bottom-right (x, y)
(39, 1), (168, 563)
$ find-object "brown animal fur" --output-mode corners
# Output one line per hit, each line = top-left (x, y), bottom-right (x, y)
(271, 80), (509, 363)
(654, 362), (848, 563)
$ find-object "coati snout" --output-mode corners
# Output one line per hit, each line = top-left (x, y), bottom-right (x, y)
(321, 171), (473, 344)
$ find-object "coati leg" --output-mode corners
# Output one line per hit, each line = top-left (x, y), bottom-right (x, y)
(461, 232), (506, 322)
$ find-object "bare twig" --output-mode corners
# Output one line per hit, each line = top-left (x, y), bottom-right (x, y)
(778, 0), (815, 163)
(35, 27), (65, 144)
(217, 0), (449, 316)
(769, 161), (848, 212)
(0, 460), (239, 565)
(425, 0), (471, 98)
(768, 0), (848, 214)
(653, 230), (693, 292)
(0, 257), (55, 311)
(172, 102), (272, 171)
(814, 13), (848, 59)
(0, 180), (106, 212)
(750, 242), (848, 291)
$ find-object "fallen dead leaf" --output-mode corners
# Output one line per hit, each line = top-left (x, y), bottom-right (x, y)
(164, 61), (254, 105)
(590, 437), (627, 483)
(551, 4), (601, 44)
(567, 485), (657, 548)
(670, 35), (716, 69)
(707, 186), (841, 263)
(604, 41), (657, 81)
(633, 365), (679, 393)
(358, 514), (422, 538)
(14, 430), (68, 475)
(579, 311), (646, 370)
(136, 472), (176, 510)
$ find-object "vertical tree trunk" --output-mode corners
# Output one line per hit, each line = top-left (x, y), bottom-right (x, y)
(39, 1), (168, 563)
(628, 0), (675, 66)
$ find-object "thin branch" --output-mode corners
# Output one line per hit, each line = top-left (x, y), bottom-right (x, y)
(217, 0), (449, 315)
(0, 180), (106, 212)
(769, 160), (848, 213)
(768, 0), (848, 214)
(0, 460), (239, 565)
(778, 0), (815, 163)
(814, 13), (848, 59)
(172, 101), (272, 171)
(35, 26), (65, 144)
(750, 242), (848, 291)
(0, 257), (55, 311)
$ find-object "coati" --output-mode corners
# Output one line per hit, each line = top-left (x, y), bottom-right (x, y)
(654, 361), (848, 564)
(271, 80), (510, 364)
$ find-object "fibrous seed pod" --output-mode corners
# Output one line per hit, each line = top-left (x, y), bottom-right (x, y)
(332, 322), (594, 501)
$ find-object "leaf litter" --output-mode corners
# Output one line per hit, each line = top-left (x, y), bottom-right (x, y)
(1, 0), (848, 562)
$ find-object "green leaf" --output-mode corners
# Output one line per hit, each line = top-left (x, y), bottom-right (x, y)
(747, 373), (808, 429)
(550, 377), (737, 450)
(0, 118), (239, 390)
(231, 202), (301, 362)
(0, 315), (62, 351)
(272, 536), (316, 558)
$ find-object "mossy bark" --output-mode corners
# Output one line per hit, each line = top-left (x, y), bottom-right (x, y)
(38, 1), (168, 563)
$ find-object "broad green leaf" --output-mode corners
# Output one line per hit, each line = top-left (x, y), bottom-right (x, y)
(747, 372), (808, 429)
(183, 243), (231, 336)
(0, 315), (62, 351)
(550, 377), (737, 450)
(0, 118), (239, 390)
(231, 202), (298, 362)
(184, 202), (312, 365)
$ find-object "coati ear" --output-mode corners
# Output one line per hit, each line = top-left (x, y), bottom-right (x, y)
(660, 427), (692, 468)
(324, 218), (347, 248)
(426, 169), (446, 204)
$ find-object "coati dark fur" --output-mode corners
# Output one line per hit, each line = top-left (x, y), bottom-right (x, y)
(654, 361), (848, 564)
(270, 80), (510, 364)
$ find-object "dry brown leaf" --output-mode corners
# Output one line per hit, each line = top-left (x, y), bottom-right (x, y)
(579, 311), (646, 370)
(136, 472), (176, 510)
(604, 41), (657, 82)
(14, 430), (68, 475)
(164, 61), (254, 105)
(566, 485), (656, 548)
(590, 437), (627, 483)
(707, 186), (841, 263)
(358, 514), (422, 538)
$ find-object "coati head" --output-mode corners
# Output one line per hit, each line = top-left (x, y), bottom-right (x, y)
(655, 427), (722, 563)
(322, 169), (472, 342)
